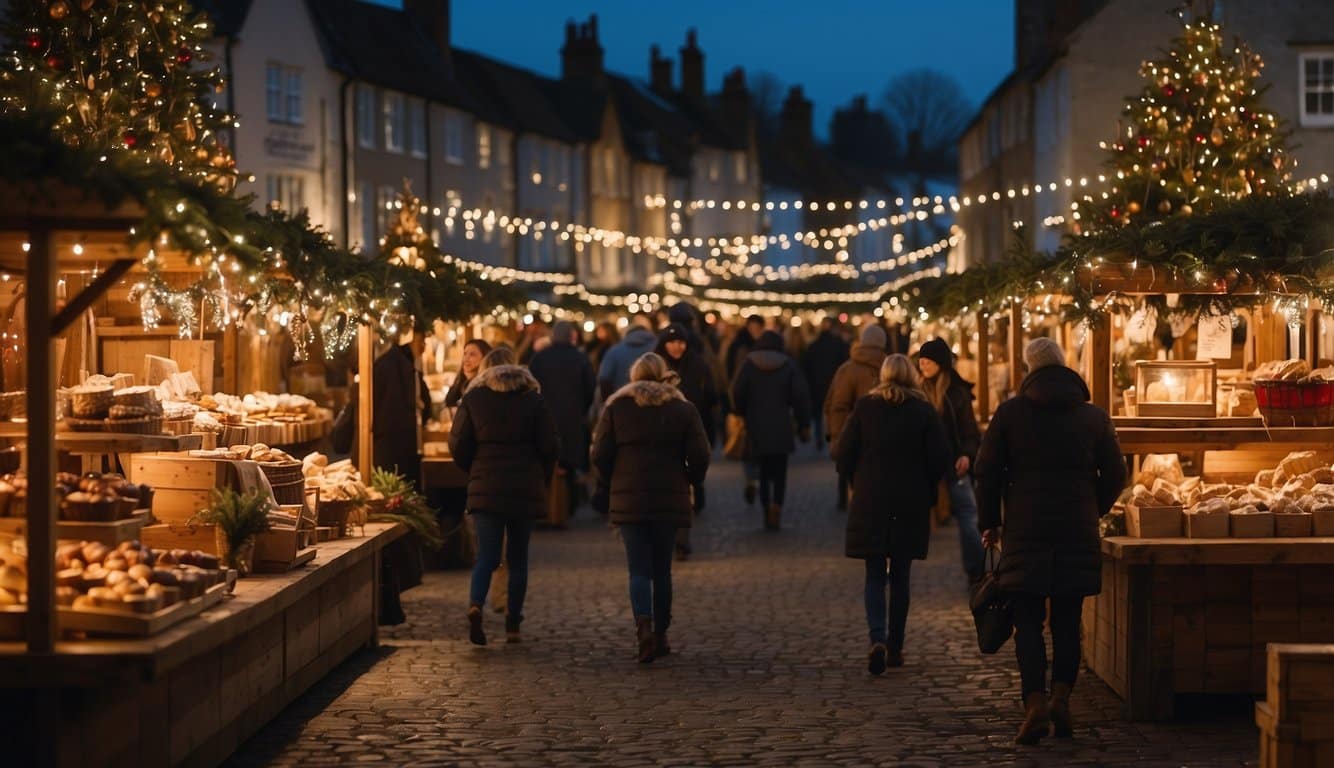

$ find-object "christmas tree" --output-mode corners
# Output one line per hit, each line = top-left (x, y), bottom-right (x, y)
(0, 0), (236, 190)
(1080, 11), (1290, 230)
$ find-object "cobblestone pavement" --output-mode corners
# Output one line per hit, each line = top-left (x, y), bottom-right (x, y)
(230, 452), (1258, 767)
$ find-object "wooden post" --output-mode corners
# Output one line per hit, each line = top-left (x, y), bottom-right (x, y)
(1090, 318), (1113, 413)
(1008, 304), (1023, 396)
(356, 325), (374, 481)
(25, 228), (56, 653)
(976, 310), (990, 418)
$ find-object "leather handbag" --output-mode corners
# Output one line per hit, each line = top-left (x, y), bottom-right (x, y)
(968, 546), (1013, 654)
(723, 413), (749, 460)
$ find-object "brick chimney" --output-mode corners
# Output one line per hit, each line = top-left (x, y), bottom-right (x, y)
(561, 14), (604, 84)
(779, 85), (812, 150)
(404, 0), (450, 54)
(720, 67), (751, 139)
(679, 28), (704, 101)
(650, 45), (673, 94)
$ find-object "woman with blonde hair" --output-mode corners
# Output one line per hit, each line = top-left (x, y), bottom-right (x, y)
(591, 353), (711, 662)
(835, 354), (950, 674)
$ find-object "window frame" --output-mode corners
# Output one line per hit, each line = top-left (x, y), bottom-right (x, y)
(1299, 51), (1334, 128)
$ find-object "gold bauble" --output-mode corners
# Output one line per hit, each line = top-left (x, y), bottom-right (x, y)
(49, 0), (71, 19)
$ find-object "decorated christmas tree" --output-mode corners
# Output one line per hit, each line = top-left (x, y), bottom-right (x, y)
(0, 0), (236, 189)
(1080, 11), (1290, 230)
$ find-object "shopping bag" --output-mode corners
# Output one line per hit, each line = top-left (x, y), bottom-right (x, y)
(723, 413), (749, 460)
(968, 547), (1013, 654)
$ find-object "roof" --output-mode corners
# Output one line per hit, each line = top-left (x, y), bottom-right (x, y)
(452, 49), (582, 143)
(303, 0), (475, 110)
(194, 0), (254, 38)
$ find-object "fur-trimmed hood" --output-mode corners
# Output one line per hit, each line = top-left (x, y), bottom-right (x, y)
(605, 380), (685, 408)
(467, 364), (540, 394)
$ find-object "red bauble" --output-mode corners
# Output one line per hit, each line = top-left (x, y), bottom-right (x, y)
(25, 33), (42, 50)
(123, 132), (138, 148)
(175, 47), (192, 65)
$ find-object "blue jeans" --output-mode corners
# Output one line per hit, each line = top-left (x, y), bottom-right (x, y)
(864, 556), (913, 650)
(949, 477), (986, 579)
(469, 513), (533, 624)
(621, 522), (676, 628)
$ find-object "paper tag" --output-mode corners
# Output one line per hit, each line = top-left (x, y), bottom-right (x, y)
(1196, 315), (1232, 359)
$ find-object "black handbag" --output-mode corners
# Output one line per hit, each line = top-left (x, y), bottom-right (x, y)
(968, 547), (1013, 654)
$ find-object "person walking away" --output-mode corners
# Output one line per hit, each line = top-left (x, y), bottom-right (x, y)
(449, 348), (558, 645)
(825, 324), (888, 510)
(731, 331), (812, 530)
(804, 318), (850, 452)
(657, 323), (717, 559)
(444, 339), (492, 410)
(836, 354), (949, 674)
(917, 338), (986, 583)
(529, 322), (595, 521)
(598, 314), (658, 402)
(725, 315), (767, 503)
(974, 338), (1125, 744)
(591, 354), (711, 662)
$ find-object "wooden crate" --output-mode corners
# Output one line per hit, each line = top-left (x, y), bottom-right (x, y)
(1127, 504), (1182, 537)
(128, 455), (242, 523)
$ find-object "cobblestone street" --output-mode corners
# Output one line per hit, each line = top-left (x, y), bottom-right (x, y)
(230, 454), (1258, 767)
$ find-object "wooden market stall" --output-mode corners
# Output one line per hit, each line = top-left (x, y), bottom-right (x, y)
(0, 184), (406, 765)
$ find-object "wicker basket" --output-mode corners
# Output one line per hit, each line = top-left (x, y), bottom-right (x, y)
(1255, 380), (1334, 427)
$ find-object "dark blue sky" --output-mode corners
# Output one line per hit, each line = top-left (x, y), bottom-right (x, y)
(375, 1), (1015, 136)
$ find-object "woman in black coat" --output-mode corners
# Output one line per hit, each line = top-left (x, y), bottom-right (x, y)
(836, 354), (950, 675)
(591, 353), (711, 663)
(731, 330), (812, 530)
(974, 338), (1126, 744)
(449, 348), (558, 646)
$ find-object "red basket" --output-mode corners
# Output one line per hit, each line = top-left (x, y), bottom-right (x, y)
(1254, 380), (1334, 426)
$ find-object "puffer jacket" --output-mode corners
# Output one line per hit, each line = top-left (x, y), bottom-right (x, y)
(591, 380), (711, 527)
(448, 365), (559, 519)
(823, 343), (886, 445)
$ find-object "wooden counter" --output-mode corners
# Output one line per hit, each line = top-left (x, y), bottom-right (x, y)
(0, 523), (405, 767)
(1083, 536), (1334, 722)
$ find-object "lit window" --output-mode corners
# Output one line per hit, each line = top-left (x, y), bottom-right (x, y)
(444, 113), (464, 164)
(356, 85), (376, 149)
(407, 99), (426, 158)
(477, 124), (492, 169)
(383, 93), (404, 153)
(265, 63), (282, 122)
(1300, 52), (1334, 127)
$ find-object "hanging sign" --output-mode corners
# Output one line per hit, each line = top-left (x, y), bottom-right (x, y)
(1196, 314), (1232, 359)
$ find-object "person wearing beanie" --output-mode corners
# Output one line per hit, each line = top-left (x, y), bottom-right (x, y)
(915, 337), (986, 583)
(974, 338), (1125, 744)
(591, 353), (711, 662)
(824, 323), (889, 509)
(802, 318), (851, 453)
(730, 330), (812, 530)
(656, 322), (718, 559)
(528, 320), (595, 522)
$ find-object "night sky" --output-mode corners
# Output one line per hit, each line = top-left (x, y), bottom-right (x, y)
(372, 1), (1016, 137)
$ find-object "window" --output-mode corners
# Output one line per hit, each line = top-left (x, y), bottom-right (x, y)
(264, 174), (305, 212)
(376, 185), (396, 240)
(444, 113), (464, 164)
(383, 92), (404, 153)
(1300, 52), (1334, 127)
(734, 152), (747, 183)
(407, 99), (426, 157)
(266, 64), (302, 124)
(356, 84), (376, 149)
(477, 124), (491, 169)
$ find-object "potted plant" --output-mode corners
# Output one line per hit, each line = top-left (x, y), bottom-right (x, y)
(195, 487), (272, 575)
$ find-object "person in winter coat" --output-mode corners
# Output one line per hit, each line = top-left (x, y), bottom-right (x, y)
(591, 353), (711, 663)
(824, 324), (887, 509)
(836, 354), (950, 674)
(449, 348), (559, 646)
(444, 339), (492, 410)
(917, 337), (986, 582)
(529, 321), (595, 520)
(372, 331), (430, 487)
(803, 318), (850, 452)
(657, 322), (717, 559)
(974, 338), (1126, 745)
(598, 315), (658, 401)
(731, 330), (812, 530)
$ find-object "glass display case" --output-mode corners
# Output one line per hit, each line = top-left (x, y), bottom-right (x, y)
(1134, 360), (1217, 418)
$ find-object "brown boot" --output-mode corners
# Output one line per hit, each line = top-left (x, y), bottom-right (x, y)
(635, 616), (656, 663)
(764, 504), (781, 530)
(1050, 682), (1073, 737)
(467, 604), (486, 646)
(1014, 691), (1050, 745)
